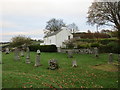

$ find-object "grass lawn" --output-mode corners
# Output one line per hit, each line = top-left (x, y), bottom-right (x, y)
(2, 52), (119, 88)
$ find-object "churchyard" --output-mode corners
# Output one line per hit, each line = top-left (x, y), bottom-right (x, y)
(2, 50), (119, 88)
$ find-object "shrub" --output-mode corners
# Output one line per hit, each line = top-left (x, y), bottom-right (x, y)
(99, 42), (120, 54)
(90, 43), (100, 47)
(77, 44), (90, 49)
(29, 45), (57, 52)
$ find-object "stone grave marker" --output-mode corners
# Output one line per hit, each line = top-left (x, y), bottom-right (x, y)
(72, 60), (77, 67)
(20, 49), (24, 57)
(48, 59), (58, 70)
(108, 53), (113, 64)
(14, 47), (20, 61)
(26, 47), (30, 64)
(5, 48), (10, 54)
(68, 50), (73, 58)
(34, 50), (41, 67)
(94, 47), (98, 57)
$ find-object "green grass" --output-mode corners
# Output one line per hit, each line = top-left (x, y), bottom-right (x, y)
(2, 52), (119, 88)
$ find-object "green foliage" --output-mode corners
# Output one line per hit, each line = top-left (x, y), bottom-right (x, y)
(45, 18), (66, 32)
(90, 42), (100, 47)
(98, 38), (117, 45)
(77, 44), (90, 49)
(66, 42), (74, 49)
(29, 45), (57, 52)
(99, 42), (120, 54)
(10, 35), (32, 47)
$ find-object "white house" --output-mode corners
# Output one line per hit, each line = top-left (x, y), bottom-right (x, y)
(44, 27), (73, 48)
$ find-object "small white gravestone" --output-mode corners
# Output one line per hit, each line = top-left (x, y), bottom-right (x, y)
(34, 50), (41, 67)
(72, 60), (77, 67)
(5, 48), (10, 54)
(26, 47), (30, 64)
(94, 47), (98, 57)
(108, 53), (113, 64)
(14, 47), (20, 61)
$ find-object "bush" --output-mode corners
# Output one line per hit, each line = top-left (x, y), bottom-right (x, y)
(77, 44), (90, 49)
(99, 42), (120, 54)
(90, 43), (100, 47)
(99, 38), (117, 45)
(29, 45), (57, 52)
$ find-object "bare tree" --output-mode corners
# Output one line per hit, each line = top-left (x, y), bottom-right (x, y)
(45, 18), (66, 32)
(87, 1), (120, 43)
(67, 23), (79, 33)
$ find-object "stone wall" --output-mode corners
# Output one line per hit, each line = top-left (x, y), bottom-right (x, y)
(59, 48), (95, 54)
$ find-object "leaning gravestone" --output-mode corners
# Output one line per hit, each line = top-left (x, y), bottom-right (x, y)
(26, 47), (30, 64)
(108, 53), (113, 64)
(48, 59), (58, 70)
(94, 47), (98, 57)
(34, 50), (41, 67)
(72, 60), (77, 67)
(68, 50), (73, 58)
(5, 48), (10, 54)
(14, 47), (20, 61)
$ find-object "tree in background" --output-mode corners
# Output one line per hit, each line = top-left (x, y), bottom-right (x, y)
(67, 23), (79, 33)
(45, 18), (66, 32)
(87, 1), (120, 43)
(10, 35), (32, 47)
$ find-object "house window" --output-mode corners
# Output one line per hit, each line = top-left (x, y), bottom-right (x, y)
(68, 36), (70, 40)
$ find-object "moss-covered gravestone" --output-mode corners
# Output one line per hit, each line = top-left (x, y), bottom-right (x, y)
(26, 47), (30, 64)
(108, 53), (113, 64)
(48, 59), (58, 70)
(14, 47), (20, 61)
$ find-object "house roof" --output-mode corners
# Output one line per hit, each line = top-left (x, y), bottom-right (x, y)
(44, 27), (68, 38)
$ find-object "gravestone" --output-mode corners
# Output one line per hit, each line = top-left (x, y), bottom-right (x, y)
(5, 48), (10, 54)
(72, 60), (77, 67)
(14, 47), (20, 61)
(20, 49), (24, 57)
(108, 53), (113, 64)
(48, 59), (58, 70)
(34, 50), (41, 67)
(68, 50), (73, 58)
(26, 47), (30, 64)
(94, 47), (98, 57)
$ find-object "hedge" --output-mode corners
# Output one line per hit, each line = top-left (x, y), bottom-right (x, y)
(29, 45), (57, 52)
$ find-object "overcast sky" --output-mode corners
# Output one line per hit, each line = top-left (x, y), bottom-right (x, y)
(0, 0), (110, 42)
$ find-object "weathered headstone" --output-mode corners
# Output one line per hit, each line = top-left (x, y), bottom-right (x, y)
(20, 49), (24, 57)
(14, 47), (20, 61)
(34, 50), (41, 67)
(68, 50), (73, 58)
(72, 60), (77, 67)
(48, 59), (58, 70)
(26, 47), (30, 64)
(108, 53), (113, 64)
(5, 48), (10, 54)
(94, 47), (98, 57)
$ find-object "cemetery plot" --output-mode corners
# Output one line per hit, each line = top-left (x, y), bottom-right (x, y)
(2, 52), (119, 88)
